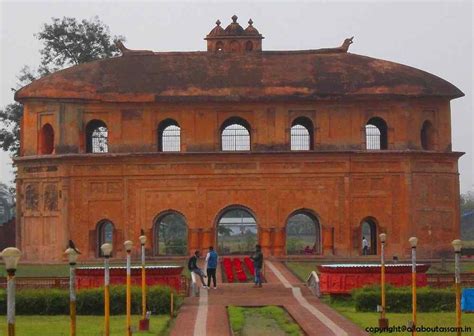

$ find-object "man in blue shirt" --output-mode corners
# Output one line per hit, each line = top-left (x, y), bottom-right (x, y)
(205, 246), (219, 289)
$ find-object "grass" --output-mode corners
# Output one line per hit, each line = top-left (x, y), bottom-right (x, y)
(0, 315), (170, 336)
(227, 305), (303, 336)
(0, 261), (191, 278)
(324, 296), (474, 336)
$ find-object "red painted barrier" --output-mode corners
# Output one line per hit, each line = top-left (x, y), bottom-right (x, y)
(76, 266), (184, 293)
(317, 264), (430, 294)
(222, 258), (234, 283)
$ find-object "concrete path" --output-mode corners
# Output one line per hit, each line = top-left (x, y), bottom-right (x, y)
(170, 260), (368, 336)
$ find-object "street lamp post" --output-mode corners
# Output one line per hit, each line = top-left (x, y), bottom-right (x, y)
(124, 240), (133, 336)
(64, 246), (80, 336)
(101, 243), (113, 336)
(408, 237), (418, 336)
(1, 247), (22, 336)
(139, 233), (149, 331)
(378, 233), (388, 329)
(452, 239), (462, 336)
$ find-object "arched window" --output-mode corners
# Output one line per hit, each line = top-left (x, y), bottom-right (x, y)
(230, 40), (240, 52)
(245, 41), (253, 51)
(216, 41), (224, 52)
(286, 210), (321, 255)
(158, 119), (181, 152)
(365, 117), (388, 150)
(221, 117), (251, 151)
(153, 211), (188, 255)
(39, 123), (54, 154)
(291, 117), (313, 150)
(361, 218), (377, 255)
(86, 120), (108, 153)
(97, 220), (114, 257)
(216, 206), (257, 255)
(421, 120), (435, 150)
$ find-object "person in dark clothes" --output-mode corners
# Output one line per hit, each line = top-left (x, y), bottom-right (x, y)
(188, 250), (207, 289)
(250, 244), (263, 288)
(205, 246), (219, 289)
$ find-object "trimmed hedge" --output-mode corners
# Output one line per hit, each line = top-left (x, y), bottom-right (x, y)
(0, 285), (182, 315)
(353, 285), (455, 312)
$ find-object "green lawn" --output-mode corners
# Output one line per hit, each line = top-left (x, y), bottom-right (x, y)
(325, 298), (474, 336)
(228, 305), (303, 336)
(0, 315), (170, 336)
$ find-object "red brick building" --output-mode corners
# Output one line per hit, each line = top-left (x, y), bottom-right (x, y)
(14, 16), (464, 261)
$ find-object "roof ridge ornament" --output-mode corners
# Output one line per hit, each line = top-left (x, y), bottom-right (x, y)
(248, 18), (253, 26)
(115, 40), (154, 56)
(232, 14), (238, 23)
(313, 36), (354, 54)
(216, 19), (221, 26)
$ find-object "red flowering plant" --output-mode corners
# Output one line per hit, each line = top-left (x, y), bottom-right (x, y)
(244, 257), (255, 275)
(233, 258), (247, 282)
(222, 257), (234, 283)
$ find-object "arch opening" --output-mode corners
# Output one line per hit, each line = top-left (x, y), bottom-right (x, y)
(365, 117), (388, 150)
(153, 211), (188, 256)
(86, 120), (108, 153)
(361, 218), (377, 255)
(39, 123), (54, 154)
(158, 119), (181, 152)
(97, 220), (114, 257)
(291, 117), (314, 150)
(216, 207), (257, 255)
(221, 117), (251, 151)
(286, 211), (321, 255)
(421, 120), (435, 150)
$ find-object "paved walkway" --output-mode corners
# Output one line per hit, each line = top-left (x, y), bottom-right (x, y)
(170, 260), (368, 336)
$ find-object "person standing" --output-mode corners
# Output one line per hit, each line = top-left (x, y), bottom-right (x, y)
(362, 236), (369, 255)
(250, 244), (263, 288)
(188, 250), (208, 289)
(205, 246), (218, 289)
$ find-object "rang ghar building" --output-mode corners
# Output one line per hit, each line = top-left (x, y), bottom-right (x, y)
(14, 16), (464, 261)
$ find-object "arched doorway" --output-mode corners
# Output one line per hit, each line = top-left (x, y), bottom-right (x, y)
(286, 210), (321, 255)
(216, 206), (257, 255)
(153, 211), (188, 256)
(361, 218), (377, 255)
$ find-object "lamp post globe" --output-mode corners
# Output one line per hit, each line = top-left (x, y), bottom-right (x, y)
(101, 243), (113, 257)
(1, 247), (22, 272)
(139, 235), (147, 245)
(379, 233), (387, 244)
(408, 237), (418, 248)
(124, 240), (133, 252)
(452, 239), (462, 252)
(64, 248), (79, 265)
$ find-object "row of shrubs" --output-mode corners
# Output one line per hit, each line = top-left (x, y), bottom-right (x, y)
(0, 285), (182, 315)
(352, 285), (455, 312)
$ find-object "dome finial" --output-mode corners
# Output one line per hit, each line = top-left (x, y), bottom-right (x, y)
(216, 19), (221, 26)
(232, 15), (238, 23)
(248, 18), (253, 26)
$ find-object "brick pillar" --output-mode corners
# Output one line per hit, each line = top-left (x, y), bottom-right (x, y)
(259, 227), (272, 256)
(188, 228), (200, 254)
(201, 228), (213, 250)
(272, 227), (285, 256)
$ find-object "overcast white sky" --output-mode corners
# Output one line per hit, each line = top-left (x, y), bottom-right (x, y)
(0, 0), (473, 192)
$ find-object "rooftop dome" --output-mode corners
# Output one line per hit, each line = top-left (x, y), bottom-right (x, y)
(224, 15), (244, 35)
(244, 19), (261, 36)
(207, 20), (225, 37)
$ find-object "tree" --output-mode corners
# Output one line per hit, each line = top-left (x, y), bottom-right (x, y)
(0, 16), (125, 156)
(461, 191), (474, 214)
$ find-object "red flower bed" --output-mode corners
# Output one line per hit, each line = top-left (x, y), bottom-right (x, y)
(222, 257), (234, 283)
(233, 258), (247, 282)
(244, 257), (255, 275)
